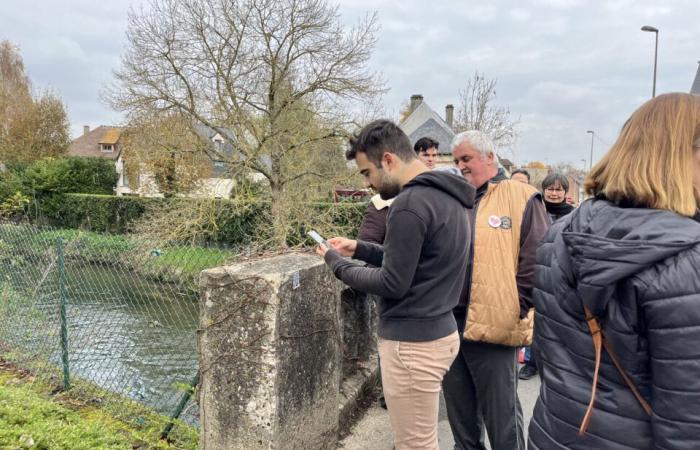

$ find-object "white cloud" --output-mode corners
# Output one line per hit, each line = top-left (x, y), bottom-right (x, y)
(509, 8), (531, 22)
(1, 0), (698, 162)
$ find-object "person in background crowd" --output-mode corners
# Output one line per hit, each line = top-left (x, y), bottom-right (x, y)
(356, 192), (394, 409)
(444, 130), (549, 450)
(415, 135), (463, 176)
(510, 168), (531, 184)
(511, 167), (538, 381)
(541, 172), (575, 222)
(518, 172), (574, 381)
(318, 120), (475, 449)
(529, 93), (700, 449)
(414, 136), (440, 169)
(358, 194), (393, 245)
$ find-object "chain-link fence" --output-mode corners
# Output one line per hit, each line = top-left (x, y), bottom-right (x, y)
(0, 221), (239, 428)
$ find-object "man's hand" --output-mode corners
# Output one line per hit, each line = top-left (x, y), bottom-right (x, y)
(315, 237), (357, 258)
(327, 237), (357, 257)
(315, 243), (329, 257)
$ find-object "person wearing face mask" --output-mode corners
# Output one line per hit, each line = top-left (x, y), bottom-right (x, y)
(529, 93), (700, 449)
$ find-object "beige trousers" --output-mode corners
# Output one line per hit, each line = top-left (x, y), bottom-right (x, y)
(378, 331), (460, 450)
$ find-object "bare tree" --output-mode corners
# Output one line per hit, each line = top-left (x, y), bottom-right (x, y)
(551, 162), (586, 180)
(108, 0), (384, 245)
(454, 71), (518, 149)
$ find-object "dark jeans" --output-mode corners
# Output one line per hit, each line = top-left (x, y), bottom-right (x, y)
(442, 324), (525, 450)
(524, 345), (537, 368)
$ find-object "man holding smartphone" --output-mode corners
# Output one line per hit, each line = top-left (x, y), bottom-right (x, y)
(315, 120), (474, 450)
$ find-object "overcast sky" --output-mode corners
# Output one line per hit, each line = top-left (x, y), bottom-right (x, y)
(2, 0), (699, 166)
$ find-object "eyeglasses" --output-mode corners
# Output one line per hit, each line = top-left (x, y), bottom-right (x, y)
(544, 187), (565, 193)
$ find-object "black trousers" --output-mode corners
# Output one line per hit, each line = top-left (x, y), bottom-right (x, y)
(442, 327), (525, 450)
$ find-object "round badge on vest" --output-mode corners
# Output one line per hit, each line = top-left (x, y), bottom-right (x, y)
(500, 216), (512, 230)
(488, 215), (502, 228)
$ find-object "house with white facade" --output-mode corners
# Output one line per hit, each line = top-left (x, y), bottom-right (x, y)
(67, 125), (237, 198)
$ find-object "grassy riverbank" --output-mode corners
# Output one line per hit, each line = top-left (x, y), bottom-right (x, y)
(0, 360), (198, 450)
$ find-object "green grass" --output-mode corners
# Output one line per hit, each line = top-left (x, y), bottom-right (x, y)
(33, 229), (136, 257)
(0, 370), (198, 450)
(1, 225), (237, 277)
(146, 246), (235, 277)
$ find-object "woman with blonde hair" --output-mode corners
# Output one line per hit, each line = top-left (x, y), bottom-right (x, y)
(528, 93), (700, 449)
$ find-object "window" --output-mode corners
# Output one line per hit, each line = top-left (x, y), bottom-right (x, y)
(101, 144), (114, 152)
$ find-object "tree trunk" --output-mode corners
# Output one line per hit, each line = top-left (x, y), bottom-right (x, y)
(269, 181), (288, 248)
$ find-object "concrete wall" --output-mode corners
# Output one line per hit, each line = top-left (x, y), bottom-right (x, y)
(198, 252), (378, 450)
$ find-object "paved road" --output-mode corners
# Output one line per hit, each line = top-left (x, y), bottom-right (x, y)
(339, 373), (541, 449)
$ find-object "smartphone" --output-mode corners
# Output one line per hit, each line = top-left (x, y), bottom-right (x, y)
(307, 230), (329, 248)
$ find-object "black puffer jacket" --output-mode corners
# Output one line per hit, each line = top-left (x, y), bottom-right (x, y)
(529, 199), (700, 449)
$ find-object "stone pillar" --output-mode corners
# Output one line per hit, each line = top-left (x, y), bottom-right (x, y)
(198, 253), (343, 450)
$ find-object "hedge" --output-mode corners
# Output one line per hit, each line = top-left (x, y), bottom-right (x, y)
(23, 157), (118, 196)
(41, 194), (158, 233)
(45, 194), (367, 245)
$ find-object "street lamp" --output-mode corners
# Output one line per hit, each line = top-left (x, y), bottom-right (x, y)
(578, 159), (587, 201)
(641, 25), (659, 98)
(586, 130), (594, 171)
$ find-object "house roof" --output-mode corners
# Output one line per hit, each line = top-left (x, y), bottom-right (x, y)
(67, 126), (122, 160)
(499, 157), (514, 168)
(192, 123), (276, 178)
(99, 129), (121, 145)
(691, 62), (700, 95)
(399, 100), (454, 155)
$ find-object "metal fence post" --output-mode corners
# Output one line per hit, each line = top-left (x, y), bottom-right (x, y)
(57, 237), (70, 390)
(160, 371), (200, 440)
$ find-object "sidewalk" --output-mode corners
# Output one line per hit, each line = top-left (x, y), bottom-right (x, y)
(339, 374), (541, 449)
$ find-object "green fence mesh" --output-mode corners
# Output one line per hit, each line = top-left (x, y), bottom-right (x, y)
(0, 221), (239, 426)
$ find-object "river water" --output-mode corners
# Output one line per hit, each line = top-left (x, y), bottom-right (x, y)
(0, 260), (200, 422)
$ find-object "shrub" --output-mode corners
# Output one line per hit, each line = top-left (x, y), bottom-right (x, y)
(286, 202), (366, 247)
(51, 194), (157, 233)
(0, 192), (30, 220)
(24, 156), (117, 195)
(0, 169), (26, 201)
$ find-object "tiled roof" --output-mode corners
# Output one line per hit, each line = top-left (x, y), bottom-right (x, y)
(67, 126), (122, 160)
(99, 129), (121, 145)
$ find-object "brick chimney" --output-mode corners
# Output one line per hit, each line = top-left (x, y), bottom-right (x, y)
(83, 125), (90, 136)
(409, 94), (423, 114)
(445, 104), (454, 128)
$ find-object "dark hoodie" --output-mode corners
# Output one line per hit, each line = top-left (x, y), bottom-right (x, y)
(529, 198), (700, 449)
(325, 171), (475, 342)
